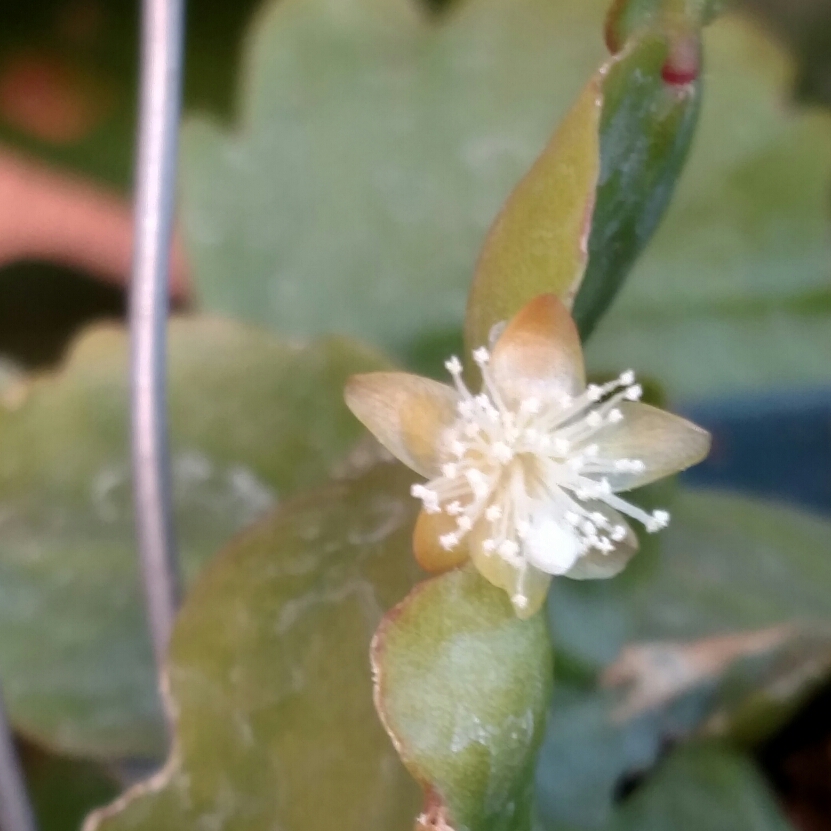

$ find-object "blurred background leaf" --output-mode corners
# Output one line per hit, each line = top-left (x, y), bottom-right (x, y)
(180, 0), (610, 365)
(536, 742), (795, 831)
(20, 740), (120, 831)
(0, 317), (388, 758)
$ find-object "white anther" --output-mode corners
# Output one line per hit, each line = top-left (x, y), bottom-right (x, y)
(472, 347), (490, 366)
(611, 525), (627, 541)
(647, 509), (670, 532)
(439, 533), (460, 550)
(445, 356), (463, 376)
(441, 463), (458, 478)
(446, 501), (463, 516)
(485, 504), (503, 522)
(498, 540), (519, 558)
(475, 394), (491, 409)
(521, 397), (541, 415)
(451, 440), (467, 458)
(457, 515), (473, 532)
(620, 370), (635, 386)
(625, 384), (643, 401)
(554, 438), (570, 454)
(608, 408), (623, 423)
(463, 422), (480, 438)
(587, 385), (603, 401)
(512, 594), (529, 610)
(457, 400), (474, 418)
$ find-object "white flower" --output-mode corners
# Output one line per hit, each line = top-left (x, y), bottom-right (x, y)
(345, 294), (710, 617)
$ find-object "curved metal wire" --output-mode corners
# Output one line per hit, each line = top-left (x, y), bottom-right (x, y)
(130, 0), (186, 682)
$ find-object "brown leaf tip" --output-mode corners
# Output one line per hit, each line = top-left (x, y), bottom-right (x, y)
(662, 33), (701, 86)
(415, 789), (456, 831)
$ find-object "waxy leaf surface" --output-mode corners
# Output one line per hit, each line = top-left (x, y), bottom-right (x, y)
(86, 462), (424, 831)
(182, 0), (612, 361)
(587, 17), (831, 398)
(0, 317), (388, 758)
(374, 564), (553, 831)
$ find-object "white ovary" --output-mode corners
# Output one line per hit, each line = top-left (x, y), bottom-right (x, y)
(410, 347), (670, 607)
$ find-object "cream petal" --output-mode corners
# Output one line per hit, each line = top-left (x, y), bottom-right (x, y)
(488, 293), (585, 406)
(412, 507), (470, 573)
(344, 372), (459, 478)
(590, 402), (711, 491)
(469, 520), (551, 618)
(565, 504), (638, 580)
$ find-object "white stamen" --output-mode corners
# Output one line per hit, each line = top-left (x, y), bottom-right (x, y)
(491, 442), (514, 463)
(473, 347), (490, 366)
(498, 540), (519, 558)
(485, 505), (503, 522)
(521, 397), (541, 415)
(440, 533), (459, 550)
(445, 356), (463, 376)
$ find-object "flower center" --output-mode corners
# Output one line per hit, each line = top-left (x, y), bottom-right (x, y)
(410, 347), (669, 609)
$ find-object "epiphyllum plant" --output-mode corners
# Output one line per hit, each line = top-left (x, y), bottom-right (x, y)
(346, 294), (710, 617)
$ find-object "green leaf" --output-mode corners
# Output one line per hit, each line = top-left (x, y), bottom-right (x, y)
(181, 0), (613, 360)
(573, 34), (699, 337)
(535, 692), (796, 830)
(0, 317), (388, 758)
(373, 564), (553, 831)
(21, 741), (119, 831)
(85, 462), (423, 831)
(534, 487), (831, 830)
(547, 487), (831, 739)
(612, 744), (793, 831)
(605, 0), (730, 52)
(464, 70), (600, 355)
(586, 16), (831, 398)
